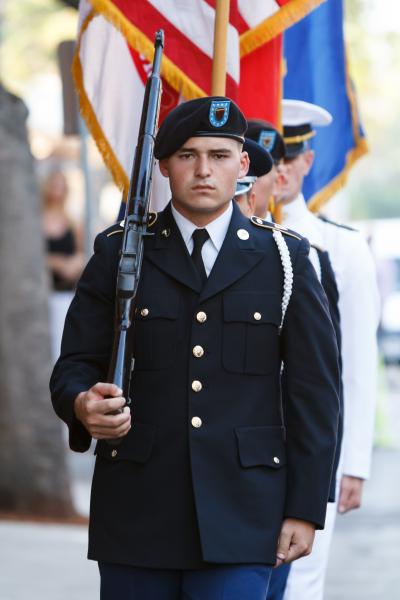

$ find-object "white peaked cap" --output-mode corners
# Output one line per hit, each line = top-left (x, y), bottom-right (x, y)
(282, 99), (333, 127)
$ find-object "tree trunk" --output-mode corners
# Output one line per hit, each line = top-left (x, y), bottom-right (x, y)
(0, 85), (75, 518)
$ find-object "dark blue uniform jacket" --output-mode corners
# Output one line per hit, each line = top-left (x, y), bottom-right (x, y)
(50, 201), (340, 569)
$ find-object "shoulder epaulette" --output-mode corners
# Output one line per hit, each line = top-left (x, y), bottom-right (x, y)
(106, 227), (124, 238)
(318, 214), (358, 232)
(116, 211), (158, 230)
(310, 242), (325, 253)
(250, 215), (303, 241)
(147, 211), (158, 228)
(107, 211), (158, 238)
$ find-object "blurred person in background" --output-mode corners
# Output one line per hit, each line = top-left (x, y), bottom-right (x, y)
(245, 119), (287, 220)
(233, 137), (272, 217)
(42, 168), (85, 359)
(266, 99), (380, 600)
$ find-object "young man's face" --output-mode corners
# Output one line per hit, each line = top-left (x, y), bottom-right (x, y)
(276, 150), (314, 205)
(159, 137), (249, 223)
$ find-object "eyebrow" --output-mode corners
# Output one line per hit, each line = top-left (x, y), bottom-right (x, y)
(178, 146), (233, 154)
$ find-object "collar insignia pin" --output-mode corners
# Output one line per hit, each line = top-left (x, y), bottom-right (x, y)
(161, 228), (171, 238)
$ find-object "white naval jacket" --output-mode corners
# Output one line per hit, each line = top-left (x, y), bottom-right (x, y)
(282, 194), (380, 480)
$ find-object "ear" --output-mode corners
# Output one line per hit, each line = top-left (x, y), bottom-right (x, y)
(159, 159), (169, 178)
(303, 150), (315, 175)
(247, 190), (256, 214)
(238, 151), (250, 178)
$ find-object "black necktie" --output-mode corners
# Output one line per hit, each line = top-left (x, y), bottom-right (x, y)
(191, 228), (209, 285)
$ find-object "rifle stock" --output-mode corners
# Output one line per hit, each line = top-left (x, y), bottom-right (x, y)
(106, 30), (164, 445)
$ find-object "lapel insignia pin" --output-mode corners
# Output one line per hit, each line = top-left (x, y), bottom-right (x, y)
(237, 229), (250, 240)
(209, 100), (230, 128)
(161, 228), (171, 238)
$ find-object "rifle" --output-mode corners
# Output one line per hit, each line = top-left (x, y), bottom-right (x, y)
(106, 30), (164, 445)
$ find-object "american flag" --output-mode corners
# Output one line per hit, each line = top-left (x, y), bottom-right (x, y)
(73, 0), (324, 203)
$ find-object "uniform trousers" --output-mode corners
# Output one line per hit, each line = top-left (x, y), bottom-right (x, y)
(266, 501), (337, 600)
(98, 562), (272, 600)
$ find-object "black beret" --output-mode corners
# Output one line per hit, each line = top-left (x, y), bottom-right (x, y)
(244, 138), (273, 177)
(246, 119), (286, 164)
(154, 96), (247, 160)
(235, 138), (273, 197)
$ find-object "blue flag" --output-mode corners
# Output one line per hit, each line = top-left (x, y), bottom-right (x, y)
(283, 0), (367, 211)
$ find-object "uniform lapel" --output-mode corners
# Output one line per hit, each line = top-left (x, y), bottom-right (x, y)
(200, 202), (265, 302)
(145, 203), (202, 293)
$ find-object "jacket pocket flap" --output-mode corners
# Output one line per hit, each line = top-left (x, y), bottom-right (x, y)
(136, 289), (179, 320)
(95, 421), (155, 463)
(223, 292), (281, 325)
(235, 425), (286, 469)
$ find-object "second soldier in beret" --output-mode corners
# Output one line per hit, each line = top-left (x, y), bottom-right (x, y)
(234, 137), (273, 217)
(50, 96), (340, 600)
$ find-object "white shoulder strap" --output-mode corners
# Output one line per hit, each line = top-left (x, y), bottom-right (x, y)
(272, 230), (294, 334)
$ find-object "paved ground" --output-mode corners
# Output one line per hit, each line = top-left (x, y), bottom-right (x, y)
(1, 366), (399, 599)
(325, 448), (400, 599)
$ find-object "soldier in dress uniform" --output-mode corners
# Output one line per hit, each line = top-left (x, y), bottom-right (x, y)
(245, 120), (287, 219)
(238, 124), (344, 600)
(266, 99), (380, 600)
(234, 137), (273, 217)
(50, 96), (340, 600)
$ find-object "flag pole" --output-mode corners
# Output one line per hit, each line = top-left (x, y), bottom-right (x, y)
(211, 0), (230, 95)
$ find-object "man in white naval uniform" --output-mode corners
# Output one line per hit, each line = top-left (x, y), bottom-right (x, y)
(268, 99), (380, 600)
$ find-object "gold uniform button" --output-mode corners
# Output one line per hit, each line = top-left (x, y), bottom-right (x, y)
(253, 312), (262, 321)
(111, 449), (118, 458)
(191, 380), (203, 392)
(191, 416), (203, 428)
(196, 311), (207, 323)
(193, 345), (205, 358)
(140, 308), (149, 317)
(273, 456), (280, 464)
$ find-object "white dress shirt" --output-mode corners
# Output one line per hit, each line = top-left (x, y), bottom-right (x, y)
(282, 194), (380, 479)
(171, 202), (233, 276)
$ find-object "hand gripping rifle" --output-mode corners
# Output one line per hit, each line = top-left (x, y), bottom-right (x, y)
(106, 30), (164, 445)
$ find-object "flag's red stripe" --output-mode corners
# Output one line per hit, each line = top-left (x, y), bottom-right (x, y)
(113, 0), (238, 97)
(238, 36), (282, 125)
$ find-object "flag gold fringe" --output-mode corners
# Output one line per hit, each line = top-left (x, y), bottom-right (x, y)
(72, 10), (130, 195)
(240, 0), (325, 57)
(89, 0), (206, 100)
(308, 139), (368, 212)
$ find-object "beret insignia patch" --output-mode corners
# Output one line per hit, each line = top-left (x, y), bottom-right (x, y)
(258, 130), (276, 152)
(209, 100), (230, 128)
